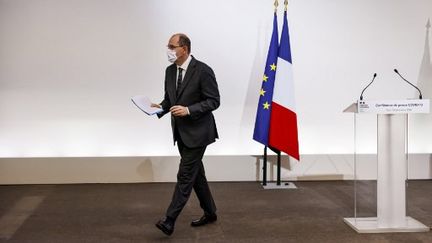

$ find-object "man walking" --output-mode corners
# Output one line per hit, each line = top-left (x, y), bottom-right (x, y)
(153, 33), (219, 236)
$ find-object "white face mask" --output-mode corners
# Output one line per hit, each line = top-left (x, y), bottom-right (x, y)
(167, 49), (177, 63)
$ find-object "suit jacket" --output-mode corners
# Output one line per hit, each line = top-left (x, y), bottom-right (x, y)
(158, 56), (220, 148)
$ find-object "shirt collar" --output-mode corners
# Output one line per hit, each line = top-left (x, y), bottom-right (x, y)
(177, 54), (192, 71)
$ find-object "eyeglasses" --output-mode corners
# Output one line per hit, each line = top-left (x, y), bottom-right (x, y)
(167, 44), (183, 50)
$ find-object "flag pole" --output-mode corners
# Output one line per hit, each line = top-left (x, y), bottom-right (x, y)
(263, 146), (267, 186)
(261, 0), (278, 187)
(272, 0), (288, 189)
(262, 0), (279, 188)
(276, 150), (281, 185)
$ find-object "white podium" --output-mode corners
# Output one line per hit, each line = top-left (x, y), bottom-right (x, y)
(343, 99), (430, 233)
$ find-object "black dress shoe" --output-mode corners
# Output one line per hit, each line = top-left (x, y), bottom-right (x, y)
(190, 214), (217, 227)
(155, 218), (174, 236)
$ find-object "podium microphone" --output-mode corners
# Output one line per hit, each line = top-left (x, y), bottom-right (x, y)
(359, 73), (377, 100)
(394, 69), (423, 99)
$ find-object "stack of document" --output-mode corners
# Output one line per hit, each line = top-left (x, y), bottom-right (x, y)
(131, 95), (163, 115)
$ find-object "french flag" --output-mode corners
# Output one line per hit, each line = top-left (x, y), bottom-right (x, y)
(268, 10), (300, 160)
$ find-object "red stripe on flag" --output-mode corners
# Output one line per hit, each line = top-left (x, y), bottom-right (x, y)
(269, 102), (300, 160)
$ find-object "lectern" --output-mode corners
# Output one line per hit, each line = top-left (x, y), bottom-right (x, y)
(343, 99), (430, 233)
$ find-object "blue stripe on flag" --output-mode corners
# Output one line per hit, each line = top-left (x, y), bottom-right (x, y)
(278, 11), (292, 63)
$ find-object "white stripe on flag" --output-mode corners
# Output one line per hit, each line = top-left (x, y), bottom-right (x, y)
(272, 58), (296, 111)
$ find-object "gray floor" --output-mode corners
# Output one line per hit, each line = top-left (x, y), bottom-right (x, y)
(0, 181), (431, 242)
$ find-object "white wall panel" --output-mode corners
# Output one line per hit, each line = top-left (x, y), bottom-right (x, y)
(0, 0), (431, 158)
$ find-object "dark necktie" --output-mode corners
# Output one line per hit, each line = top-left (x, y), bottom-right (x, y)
(176, 67), (183, 96)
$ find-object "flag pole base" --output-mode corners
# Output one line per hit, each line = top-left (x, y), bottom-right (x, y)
(261, 181), (297, 189)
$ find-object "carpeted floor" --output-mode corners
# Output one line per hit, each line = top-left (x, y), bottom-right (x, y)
(0, 181), (431, 242)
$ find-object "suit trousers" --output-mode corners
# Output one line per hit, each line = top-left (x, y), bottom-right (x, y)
(165, 130), (217, 221)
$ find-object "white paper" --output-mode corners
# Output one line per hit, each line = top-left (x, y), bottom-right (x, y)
(131, 95), (163, 115)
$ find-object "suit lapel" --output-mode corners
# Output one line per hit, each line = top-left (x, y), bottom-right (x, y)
(167, 64), (177, 104)
(176, 57), (197, 99)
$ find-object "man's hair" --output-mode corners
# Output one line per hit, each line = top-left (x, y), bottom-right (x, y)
(176, 33), (191, 54)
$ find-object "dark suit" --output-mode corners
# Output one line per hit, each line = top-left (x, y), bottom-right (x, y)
(158, 56), (219, 221)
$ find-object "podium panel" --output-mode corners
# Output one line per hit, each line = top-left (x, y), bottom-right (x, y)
(377, 114), (406, 228)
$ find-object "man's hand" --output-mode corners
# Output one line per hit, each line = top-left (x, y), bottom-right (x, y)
(151, 103), (162, 108)
(170, 105), (188, 117)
